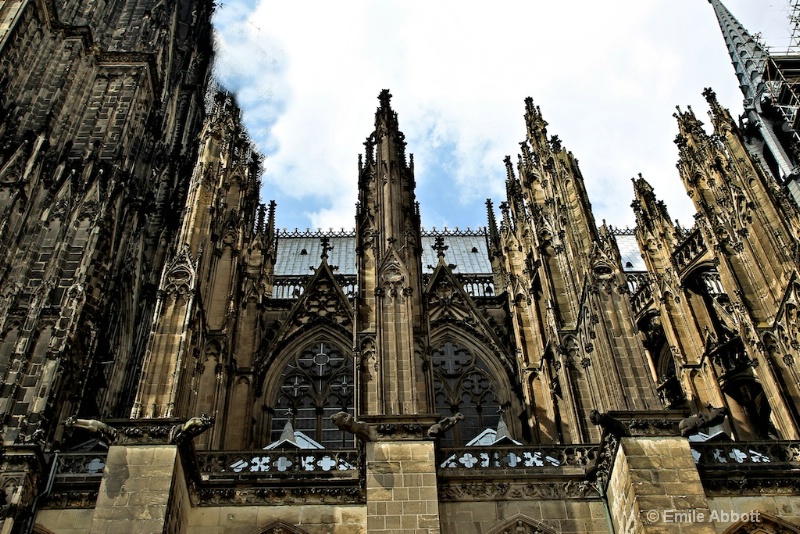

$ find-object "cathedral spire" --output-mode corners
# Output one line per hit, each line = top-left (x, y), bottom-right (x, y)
(631, 174), (675, 242)
(374, 89), (409, 170)
(707, 0), (768, 106)
(707, 0), (799, 190)
(363, 89), (418, 252)
(486, 199), (501, 258)
(355, 90), (430, 418)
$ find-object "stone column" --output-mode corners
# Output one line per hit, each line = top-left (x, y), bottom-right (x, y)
(607, 437), (714, 534)
(90, 445), (185, 534)
(366, 440), (440, 533)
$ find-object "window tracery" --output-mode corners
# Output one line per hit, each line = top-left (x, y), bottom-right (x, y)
(432, 341), (502, 446)
(269, 341), (354, 448)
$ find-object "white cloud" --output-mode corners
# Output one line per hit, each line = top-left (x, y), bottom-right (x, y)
(213, 0), (792, 231)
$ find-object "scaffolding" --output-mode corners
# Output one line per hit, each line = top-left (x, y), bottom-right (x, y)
(760, 1), (800, 151)
(791, 0), (800, 52)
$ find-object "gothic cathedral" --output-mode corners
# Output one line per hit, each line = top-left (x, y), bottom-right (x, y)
(1, 1), (800, 533)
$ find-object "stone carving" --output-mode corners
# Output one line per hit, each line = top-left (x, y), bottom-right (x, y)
(117, 424), (173, 444)
(486, 515), (559, 534)
(163, 244), (196, 297)
(589, 410), (630, 437)
(627, 418), (681, 436)
(170, 413), (215, 444)
(192, 485), (363, 507)
(438, 480), (599, 502)
(45, 489), (100, 510)
(380, 260), (406, 299)
(330, 412), (373, 441)
(427, 412), (464, 438)
(293, 278), (350, 327)
(679, 404), (727, 437)
(63, 416), (117, 444)
(258, 520), (309, 534)
(376, 423), (425, 438)
(585, 431), (620, 489)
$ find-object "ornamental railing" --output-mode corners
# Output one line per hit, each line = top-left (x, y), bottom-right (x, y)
(628, 273), (653, 316)
(692, 441), (800, 466)
(52, 452), (107, 486)
(195, 448), (360, 483)
(271, 275), (358, 299)
(437, 445), (597, 473)
(457, 274), (496, 298)
(672, 228), (707, 276)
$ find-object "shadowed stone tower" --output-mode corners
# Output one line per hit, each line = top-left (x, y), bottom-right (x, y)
(356, 90), (433, 419)
(354, 89), (441, 533)
(3, 0), (800, 533)
(496, 98), (661, 446)
(0, 0), (215, 531)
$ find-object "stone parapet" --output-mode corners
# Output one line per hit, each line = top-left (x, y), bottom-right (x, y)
(607, 437), (714, 534)
(89, 445), (183, 534)
(366, 441), (440, 534)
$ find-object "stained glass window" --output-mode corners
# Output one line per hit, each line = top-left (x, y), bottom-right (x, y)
(432, 341), (501, 446)
(270, 342), (354, 448)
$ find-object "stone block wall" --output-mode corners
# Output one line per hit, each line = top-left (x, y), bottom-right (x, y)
(89, 445), (179, 534)
(439, 500), (608, 533)
(35, 509), (95, 534)
(186, 504), (366, 534)
(607, 437), (715, 534)
(366, 441), (440, 533)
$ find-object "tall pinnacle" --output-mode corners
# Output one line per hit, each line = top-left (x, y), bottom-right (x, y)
(706, 0), (799, 186)
(707, 0), (768, 107)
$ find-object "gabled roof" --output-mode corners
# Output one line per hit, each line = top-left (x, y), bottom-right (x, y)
(271, 229), (646, 278)
(272, 230), (492, 276)
(264, 421), (324, 450)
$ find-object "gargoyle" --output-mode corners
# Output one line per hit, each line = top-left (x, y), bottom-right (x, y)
(427, 412), (464, 438)
(63, 416), (117, 444)
(589, 410), (630, 437)
(679, 404), (728, 437)
(170, 413), (215, 444)
(330, 411), (373, 442)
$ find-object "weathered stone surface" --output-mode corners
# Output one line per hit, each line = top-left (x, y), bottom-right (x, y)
(608, 437), (716, 534)
(3, 1), (800, 533)
(89, 446), (178, 534)
(368, 441), (441, 534)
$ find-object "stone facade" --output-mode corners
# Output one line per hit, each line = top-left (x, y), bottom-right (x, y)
(2, 1), (800, 533)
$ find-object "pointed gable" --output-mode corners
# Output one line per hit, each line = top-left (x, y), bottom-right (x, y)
(256, 258), (354, 386)
(425, 258), (515, 377)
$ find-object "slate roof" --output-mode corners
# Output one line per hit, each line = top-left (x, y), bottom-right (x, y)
(273, 230), (493, 276)
(271, 229), (646, 278)
(615, 234), (646, 272)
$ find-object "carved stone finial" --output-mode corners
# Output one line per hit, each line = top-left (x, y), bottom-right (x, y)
(432, 236), (449, 260)
(378, 89), (392, 111)
(320, 236), (333, 261)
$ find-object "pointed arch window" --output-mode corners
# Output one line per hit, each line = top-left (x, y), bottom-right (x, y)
(432, 341), (502, 446)
(270, 342), (354, 448)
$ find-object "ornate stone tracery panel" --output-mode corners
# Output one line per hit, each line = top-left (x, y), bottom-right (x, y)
(432, 340), (504, 446)
(484, 514), (559, 534)
(268, 340), (354, 448)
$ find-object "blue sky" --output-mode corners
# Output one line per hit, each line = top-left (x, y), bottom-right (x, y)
(212, 0), (792, 232)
